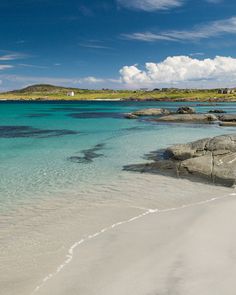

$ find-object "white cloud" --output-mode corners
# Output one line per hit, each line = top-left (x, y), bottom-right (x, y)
(119, 56), (236, 88)
(0, 65), (13, 70)
(123, 16), (236, 42)
(79, 76), (105, 84)
(117, 0), (183, 11)
(2, 75), (105, 85)
(0, 53), (27, 61)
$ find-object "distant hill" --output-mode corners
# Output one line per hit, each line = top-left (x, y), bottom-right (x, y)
(6, 84), (80, 94)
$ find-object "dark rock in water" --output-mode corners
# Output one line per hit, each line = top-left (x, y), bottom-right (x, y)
(26, 113), (51, 118)
(68, 143), (105, 164)
(177, 106), (196, 114)
(154, 114), (218, 123)
(124, 134), (236, 187)
(124, 108), (170, 119)
(218, 114), (236, 122)
(208, 109), (226, 114)
(0, 126), (78, 138)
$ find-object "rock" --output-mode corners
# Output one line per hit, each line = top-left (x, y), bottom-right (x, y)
(124, 134), (236, 187)
(154, 114), (218, 123)
(125, 108), (170, 119)
(177, 106), (196, 114)
(208, 109), (226, 114)
(124, 113), (139, 119)
(133, 108), (171, 116)
(219, 122), (236, 127)
(218, 114), (236, 122)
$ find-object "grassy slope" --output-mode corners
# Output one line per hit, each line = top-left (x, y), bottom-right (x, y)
(0, 84), (236, 101)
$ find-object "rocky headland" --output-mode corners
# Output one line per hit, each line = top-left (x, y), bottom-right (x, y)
(124, 106), (236, 126)
(124, 134), (236, 187)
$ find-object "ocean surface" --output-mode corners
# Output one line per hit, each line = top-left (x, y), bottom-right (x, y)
(0, 100), (236, 295)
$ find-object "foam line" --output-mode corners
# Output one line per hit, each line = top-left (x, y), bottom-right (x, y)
(31, 192), (236, 294)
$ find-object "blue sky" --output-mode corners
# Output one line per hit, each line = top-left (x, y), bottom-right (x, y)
(1, 0), (236, 90)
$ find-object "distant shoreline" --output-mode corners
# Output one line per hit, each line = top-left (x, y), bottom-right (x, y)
(1, 84), (236, 102)
(1, 98), (236, 102)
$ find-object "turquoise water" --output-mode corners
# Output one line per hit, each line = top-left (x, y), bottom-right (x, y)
(0, 101), (236, 211)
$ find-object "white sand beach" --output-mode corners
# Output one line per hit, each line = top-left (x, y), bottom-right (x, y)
(33, 192), (236, 295)
(2, 173), (235, 295)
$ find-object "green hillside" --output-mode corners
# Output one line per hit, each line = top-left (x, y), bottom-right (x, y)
(1, 84), (236, 101)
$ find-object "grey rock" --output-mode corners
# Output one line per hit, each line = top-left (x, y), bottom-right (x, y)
(155, 114), (218, 123)
(124, 108), (170, 119)
(133, 108), (170, 116)
(124, 113), (139, 119)
(177, 106), (196, 114)
(124, 134), (236, 187)
(218, 114), (236, 122)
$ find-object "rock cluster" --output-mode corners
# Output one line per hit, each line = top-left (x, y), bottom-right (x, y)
(155, 113), (217, 123)
(124, 134), (236, 187)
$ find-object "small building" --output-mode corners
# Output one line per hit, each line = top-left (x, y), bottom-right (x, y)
(218, 88), (232, 94)
(67, 91), (75, 97)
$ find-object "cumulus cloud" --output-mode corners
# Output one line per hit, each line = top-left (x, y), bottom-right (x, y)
(119, 56), (236, 88)
(123, 16), (236, 42)
(117, 0), (183, 11)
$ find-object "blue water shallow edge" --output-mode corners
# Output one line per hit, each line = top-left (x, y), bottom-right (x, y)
(0, 100), (235, 211)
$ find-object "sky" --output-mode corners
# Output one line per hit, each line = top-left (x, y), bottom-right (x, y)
(1, 0), (236, 90)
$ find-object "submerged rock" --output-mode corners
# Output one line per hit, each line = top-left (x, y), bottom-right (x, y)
(154, 114), (218, 123)
(124, 134), (236, 187)
(68, 143), (105, 164)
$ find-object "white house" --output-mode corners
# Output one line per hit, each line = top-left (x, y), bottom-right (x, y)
(67, 91), (75, 97)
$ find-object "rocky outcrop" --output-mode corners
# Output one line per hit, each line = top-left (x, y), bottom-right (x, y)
(124, 134), (236, 187)
(125, 108), (170, 119)
(218, 114), (236, 122)
(154, 114), (218, 123)
(177, 106), (196, 114)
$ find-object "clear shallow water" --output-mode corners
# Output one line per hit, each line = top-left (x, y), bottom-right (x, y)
(1, 101), (236, 295)
(0, 100), (236, 211)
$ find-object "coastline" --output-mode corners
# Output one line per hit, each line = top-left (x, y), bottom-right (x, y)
(1, 97), (236, 102)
